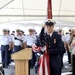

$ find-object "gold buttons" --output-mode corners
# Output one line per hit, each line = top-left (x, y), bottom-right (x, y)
(49, 46), (50, 48)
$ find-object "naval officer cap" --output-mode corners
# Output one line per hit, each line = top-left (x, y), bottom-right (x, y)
(58, 29), (62, 32)
(28, 28), (34, 32)
(45, 19), (56, 26)
(3, 29), (7, 32)
(16, 29), (20, 32)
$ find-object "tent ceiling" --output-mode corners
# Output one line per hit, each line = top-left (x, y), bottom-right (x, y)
(0, 0), (75, 23)
(0, 0), (14, 9)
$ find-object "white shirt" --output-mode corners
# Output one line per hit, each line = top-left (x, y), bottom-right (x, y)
(62, 36), (65, 42)
(25, 34), (36, 46)
(47, 32), (53, 37)
(63, 34), (70, 44)
(21, 35), (26, 43)
(0, 35), (11, 45)
(8, 34), (14, 42)
(13, 35), (23, 46)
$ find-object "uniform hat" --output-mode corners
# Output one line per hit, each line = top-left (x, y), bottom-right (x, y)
(16, 29), (20, 32)
(28, 28), (34, 32)
(45, 19), (56, 26)
(58, 29), (62, 32)
(3, 29), (7, 32)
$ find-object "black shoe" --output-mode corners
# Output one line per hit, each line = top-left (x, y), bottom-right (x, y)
(3, 64), (5, 68)
(30, 66), (33, 69)
(69, 70), (72, 72)
(35, 71), (37, 73)
(5, 64), (8, 68)
(5, 66), (8, 68)
(3, 65), (5, 68)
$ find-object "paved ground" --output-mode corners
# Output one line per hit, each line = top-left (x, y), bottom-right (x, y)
(4, 62), (72, 75)
(0, 51), (72, 75)
(3, 53), (72, 75)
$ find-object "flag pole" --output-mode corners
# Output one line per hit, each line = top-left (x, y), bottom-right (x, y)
(47, 0), (52, 19)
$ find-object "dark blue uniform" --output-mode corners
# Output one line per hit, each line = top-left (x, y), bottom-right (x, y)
(35, 20), (62, 75)
(36, 31), (62, 75)
(46, 32), (62, 75)
(1, 45), (9, 68)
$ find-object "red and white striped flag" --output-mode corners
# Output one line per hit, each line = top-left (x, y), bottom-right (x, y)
(32, 44), (50, 75)
(38, 51), (50, 75)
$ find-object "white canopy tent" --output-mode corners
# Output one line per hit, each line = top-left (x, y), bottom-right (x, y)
(0, 0), (75, 23)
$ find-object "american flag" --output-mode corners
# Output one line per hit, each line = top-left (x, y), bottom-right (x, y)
(32, 45), (50, 75)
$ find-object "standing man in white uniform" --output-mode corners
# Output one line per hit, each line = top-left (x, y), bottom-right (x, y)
(25, 29), (36, 75)
(19, 30), (26, 49)
(13, 29), (24, 52)
(25, 29), (36, 48)
(63, 32), (71, 65)
(0, 29), (11, 68)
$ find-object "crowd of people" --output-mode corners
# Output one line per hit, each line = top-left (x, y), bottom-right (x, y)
(0, 20), (75, 75)
(0, 28), (37, 68)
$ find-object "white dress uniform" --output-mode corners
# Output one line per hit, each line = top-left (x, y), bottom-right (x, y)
(63, 34), (70, 44)
(21, 35), (26, 44)
(63, 34), (71, 64)
(14, 35), (23, 46)
(0, 35), (11, 45)
(13, 35), (24, 52)
(0, 35), (11, 68)
(25, 34), (36, 47)
(8, 35), (14, 42)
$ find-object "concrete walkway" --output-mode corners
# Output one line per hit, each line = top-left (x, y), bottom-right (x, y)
(4, 54), (72, 75)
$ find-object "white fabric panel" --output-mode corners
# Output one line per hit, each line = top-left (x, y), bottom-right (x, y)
(0, 0), (13, 9)
(0, 0), (75, 22)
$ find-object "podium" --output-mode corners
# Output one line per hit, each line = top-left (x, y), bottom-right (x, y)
(11, 48), (32, 75)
